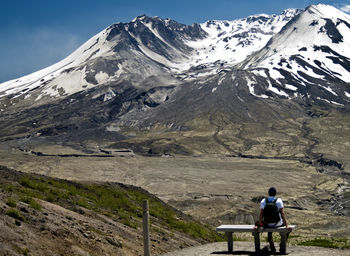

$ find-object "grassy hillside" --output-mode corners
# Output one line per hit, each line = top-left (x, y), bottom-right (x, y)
(0, 165), (222, 256)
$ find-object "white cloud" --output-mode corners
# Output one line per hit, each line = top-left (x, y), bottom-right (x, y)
(339, 4), (350, 13)
(341, 5), (350, 12)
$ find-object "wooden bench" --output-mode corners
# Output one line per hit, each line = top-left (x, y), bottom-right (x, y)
(216, 224), (296, 254)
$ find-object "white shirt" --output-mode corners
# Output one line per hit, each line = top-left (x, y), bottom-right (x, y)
(260, 196), (284, 227)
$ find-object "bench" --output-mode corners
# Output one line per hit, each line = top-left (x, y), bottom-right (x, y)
(216, 224), (296, 254)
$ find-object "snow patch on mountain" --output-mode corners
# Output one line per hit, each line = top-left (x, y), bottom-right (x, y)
(95, 71), (110, 84)
(285, 84), (298, 91)
(246, 77), (268, 98)
(186, 9), (300, 68)
(267, 80), (289, 97)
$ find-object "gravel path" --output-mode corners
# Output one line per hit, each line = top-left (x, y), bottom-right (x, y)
(160, 242), (350, 256)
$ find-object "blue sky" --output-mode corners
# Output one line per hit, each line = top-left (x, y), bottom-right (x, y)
(1, 0), (350, 83)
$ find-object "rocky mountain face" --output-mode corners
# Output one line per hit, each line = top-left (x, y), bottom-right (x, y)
(0, 4), (349, 168)
(241, 4), (350, 105)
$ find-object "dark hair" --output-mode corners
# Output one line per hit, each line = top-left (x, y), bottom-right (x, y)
(268, 187), (277, 196)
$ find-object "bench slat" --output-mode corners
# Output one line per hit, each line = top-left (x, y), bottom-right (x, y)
(216, 224), (296, 233)
(216, 224), (296, 255)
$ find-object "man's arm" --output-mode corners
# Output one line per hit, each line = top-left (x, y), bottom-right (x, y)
(280, 208), (292, 231)
(254, 209), (264, 230)
(258, 209), (264, 227)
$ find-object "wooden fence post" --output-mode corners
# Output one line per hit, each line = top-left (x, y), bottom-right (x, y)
(143, 200), (151, 256)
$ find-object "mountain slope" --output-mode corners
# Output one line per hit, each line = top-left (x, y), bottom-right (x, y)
(0, 5), (349, 167)
(241, 4), (350, 105)
(0, 165), (221, 256)
(0, 10), (298, 104)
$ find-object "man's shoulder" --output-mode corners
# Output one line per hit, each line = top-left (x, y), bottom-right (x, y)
(276, 198), (284, 208)
(260, 198), (267, 209)
(260, 197), (267, 203)
(276, 198), (283, 203)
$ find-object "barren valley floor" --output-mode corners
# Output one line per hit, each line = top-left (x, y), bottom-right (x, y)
(0, 148), (349, 244)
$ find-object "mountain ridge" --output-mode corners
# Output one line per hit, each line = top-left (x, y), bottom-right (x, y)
(0, 8), (300, 102)
(239, 4), (350, 105)
(0, 4), (349, 168)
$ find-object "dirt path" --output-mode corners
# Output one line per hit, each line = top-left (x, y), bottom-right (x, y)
(159, 242), (350, 256)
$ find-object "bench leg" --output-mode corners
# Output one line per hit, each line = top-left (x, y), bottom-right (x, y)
(253, 232), (260, 252)
(280, 232), (287, 255)
(226, 232), (233, 252)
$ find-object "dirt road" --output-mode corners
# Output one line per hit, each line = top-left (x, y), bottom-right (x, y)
(160, 242), (350, 256)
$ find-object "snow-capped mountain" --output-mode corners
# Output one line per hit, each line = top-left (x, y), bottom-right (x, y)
(0, 16), (202, 102)
(0, 4), (349, 160)
(241, 4), (350, 105)
(0, 9), (299, 103)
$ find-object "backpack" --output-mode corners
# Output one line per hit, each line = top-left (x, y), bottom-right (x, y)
(263, 198), (280, 223)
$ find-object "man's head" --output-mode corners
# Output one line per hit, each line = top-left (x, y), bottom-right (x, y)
(268, 187), (277, 196)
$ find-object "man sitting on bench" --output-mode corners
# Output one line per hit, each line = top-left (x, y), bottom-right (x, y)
(254, 187), (292, 253)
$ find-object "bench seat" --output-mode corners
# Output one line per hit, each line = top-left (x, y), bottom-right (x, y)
(216, 224), (296, 254)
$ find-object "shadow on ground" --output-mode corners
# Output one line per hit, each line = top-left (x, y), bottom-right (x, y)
(212, 246), (284, 255)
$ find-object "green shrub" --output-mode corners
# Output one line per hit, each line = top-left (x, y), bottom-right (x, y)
(49, 188), (60, 196)
(19, 187), (39, 199)
(21, 196), (32, 204)
(21, 196), (42, 210)
(29, 199), (42, 210)
(22, 248), (30, 256)
(45, 194), (55, 202)
(19, 176), (36, 189)
(6, 185), (13, 192)
(299, 238), (336, 248)
(49, 179), (78, 196)
(148, 199), (222, 241)
(20, 176), (47, 192)
(6, 198), (17, 207)
(298, 238), (349, 249)
(77, 198), (89, 208)
(6, 208), (24, 221)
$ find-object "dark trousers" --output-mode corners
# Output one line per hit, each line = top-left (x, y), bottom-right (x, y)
(255, 221), (290, 251)
(268, 232), (275, 250)
(268, 229), (290, 251)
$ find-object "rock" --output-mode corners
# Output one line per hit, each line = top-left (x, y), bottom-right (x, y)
(73, 207), (85, 215)
(106, 237), (123, 247)
(82, 232), (90, 238)
(20, 207), (28, 213)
